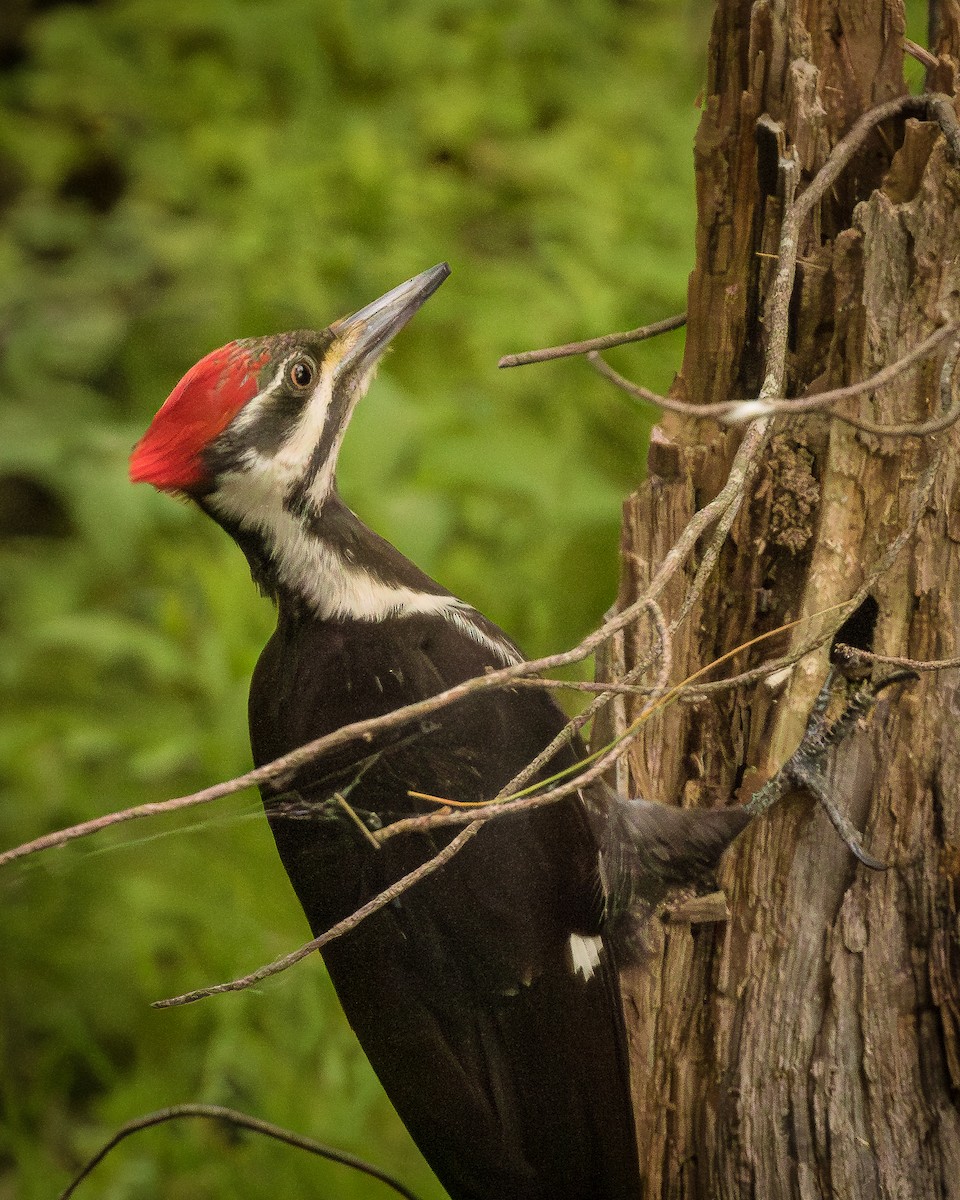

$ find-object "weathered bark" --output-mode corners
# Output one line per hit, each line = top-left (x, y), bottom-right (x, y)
(611, 2), (960, 1196)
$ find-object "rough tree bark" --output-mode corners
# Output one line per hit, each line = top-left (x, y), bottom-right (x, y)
(609, 2), (960, 1197)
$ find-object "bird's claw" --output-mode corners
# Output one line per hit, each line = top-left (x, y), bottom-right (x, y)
(744, 665), (915, 868)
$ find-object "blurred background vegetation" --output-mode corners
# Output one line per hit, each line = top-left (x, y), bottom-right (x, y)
(0, 0), (728, 1195)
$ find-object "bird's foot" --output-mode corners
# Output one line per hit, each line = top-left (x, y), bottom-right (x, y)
(744, 665), (917, 869)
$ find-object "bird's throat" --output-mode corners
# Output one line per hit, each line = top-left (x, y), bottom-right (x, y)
(203, 483), (454, 622)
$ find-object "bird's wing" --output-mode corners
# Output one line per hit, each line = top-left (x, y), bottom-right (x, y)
(249, 606), (640, 1199)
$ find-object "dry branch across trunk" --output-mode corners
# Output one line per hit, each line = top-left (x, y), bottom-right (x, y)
(609, 3), (960, 1197)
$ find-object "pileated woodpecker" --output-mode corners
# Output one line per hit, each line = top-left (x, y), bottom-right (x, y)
(132, 264), (723, 1198)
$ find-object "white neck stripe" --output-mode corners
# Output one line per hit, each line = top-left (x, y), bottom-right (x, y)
(209, 475), (520, 664)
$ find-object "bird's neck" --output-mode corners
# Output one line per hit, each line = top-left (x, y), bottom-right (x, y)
(202, 482), (458, 624)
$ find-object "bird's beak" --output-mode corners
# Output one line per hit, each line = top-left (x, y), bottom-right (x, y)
(330, 262), (450, 375)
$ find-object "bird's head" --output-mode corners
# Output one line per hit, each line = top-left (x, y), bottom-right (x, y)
(130, 263), (450, 512)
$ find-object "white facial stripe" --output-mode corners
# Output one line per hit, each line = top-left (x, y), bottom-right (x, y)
(275, 368), (335, 481)
(267, 353), (376, 508)
(226, 353), (346, 506)
(231, 363), (335, 479)
(209, 344), (519, 661)
(227, 358), (291, 436)
(567, 933), (603, 981)
(307, 357), (384, 505)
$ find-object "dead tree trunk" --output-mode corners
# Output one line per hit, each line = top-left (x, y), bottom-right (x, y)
(608, 3), (960, 1196)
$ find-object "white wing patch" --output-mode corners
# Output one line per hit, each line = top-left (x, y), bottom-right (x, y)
(567, 933), (603, 981)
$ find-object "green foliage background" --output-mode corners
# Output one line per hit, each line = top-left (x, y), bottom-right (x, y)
(0, 1), (712, 1196)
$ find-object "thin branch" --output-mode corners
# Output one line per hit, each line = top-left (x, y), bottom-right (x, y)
(646, 597), (673, 698)
(510, 676), (655, 695)
(834, 645), (960, 672)
(59, 1104), (423, 1200)
(498, 312), (686, 369)
(832, 329), (960, 436)
(0, 595), (657, 869)
(587, 352), (717, 416)
(761, 151), (800, 397)
(2, 418), (763, 885)
(904, 38), (939, 70)
(675, 637), (836, 700)
(673, 481), (745, 630)
(334, 792), (381, 850)
(0, 442), (768, 871)
(797, 92), (959, 199)
(726, 324), (958, 424)
(154, 824), (482, 1007)
(589, 324), (957, 426)
(154, 601), (670, 1007)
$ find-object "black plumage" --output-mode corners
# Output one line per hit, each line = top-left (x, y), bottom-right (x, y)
(247, 536), (641, 1199)
(131, 265), (664, 1199)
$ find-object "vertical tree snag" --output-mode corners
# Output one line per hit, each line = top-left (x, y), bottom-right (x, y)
(612, 2), (960, 1196)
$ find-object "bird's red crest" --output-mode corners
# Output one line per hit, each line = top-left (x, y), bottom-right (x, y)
(130, 341), (270, 491)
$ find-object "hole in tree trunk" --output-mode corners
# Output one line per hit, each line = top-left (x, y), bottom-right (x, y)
(831, 594), (879, 657)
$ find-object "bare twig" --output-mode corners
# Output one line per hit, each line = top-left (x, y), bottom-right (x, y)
(510, 676), (655, 695)
(154, 824), (482, 1007)
(797, 92), (959, 197)
(334, 792), (381, 850)
(904, 38), (939, 70)
(673, 482), (745, 630)
(59, 1104), (422, 1200)
(834, 645), (960, 672)
(0, 597), (658, 869)
(727, 324), (958, 425)
(588, 350), (724, 416)
(832, 329), (960, 436)
(646, 598), (673, 698)
(0, 458), (767, 871)
(498, 312), (686, 368)
(590, 324), (957, 426)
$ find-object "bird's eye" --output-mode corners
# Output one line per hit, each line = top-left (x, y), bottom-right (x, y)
(288, 358), (315, 389)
